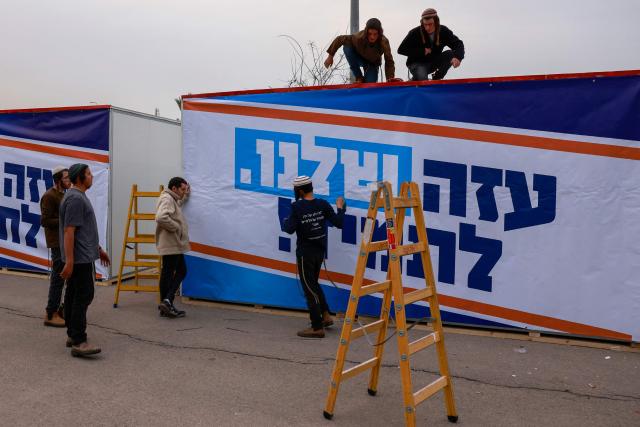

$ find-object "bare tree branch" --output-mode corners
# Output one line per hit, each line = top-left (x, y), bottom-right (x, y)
(279, 34), (350, 87)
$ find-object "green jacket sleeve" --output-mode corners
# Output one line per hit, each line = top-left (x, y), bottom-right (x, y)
(39, 193), (59, 229)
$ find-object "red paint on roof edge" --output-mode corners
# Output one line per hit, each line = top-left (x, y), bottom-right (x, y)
(182, 69), (640, 100)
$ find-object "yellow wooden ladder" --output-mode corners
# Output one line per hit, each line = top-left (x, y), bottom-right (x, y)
(323, 181), (458, 426)
(113, 184), (163, 308)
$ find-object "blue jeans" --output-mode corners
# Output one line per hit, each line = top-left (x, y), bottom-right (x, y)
(409, 50), (455, 81)
(343, 45), (379, 83)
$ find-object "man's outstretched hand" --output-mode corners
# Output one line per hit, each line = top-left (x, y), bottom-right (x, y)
(324, 55), (334, 68)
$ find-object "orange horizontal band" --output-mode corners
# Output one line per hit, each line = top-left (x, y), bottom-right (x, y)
(0, 137), (109, 163)
(184, 101), (640, 161)
(0, 247), (49, 268)
(190, 241), (631, 341)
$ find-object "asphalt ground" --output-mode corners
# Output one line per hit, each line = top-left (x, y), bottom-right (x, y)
(0, 273), (638, 426)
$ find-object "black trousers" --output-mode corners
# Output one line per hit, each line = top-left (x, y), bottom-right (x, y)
(159, 254), (187, 303)
(46, 247), (65, 316)
(409, 50), (455, 80)
(297, 253), (330, 330)
(64, 263), (95, 345)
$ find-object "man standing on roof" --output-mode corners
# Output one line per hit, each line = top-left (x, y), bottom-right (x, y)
(324, 18), (396, 83)
(398, 8), (465, 81)
(282, 176), (346, 338)
(41, 166), (70, 327)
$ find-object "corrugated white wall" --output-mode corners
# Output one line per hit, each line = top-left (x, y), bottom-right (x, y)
(109, 108), (181, 278)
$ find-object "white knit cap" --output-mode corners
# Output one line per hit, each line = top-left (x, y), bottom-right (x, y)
(293, 175), (312, 187)
(52, 165), (67, 175)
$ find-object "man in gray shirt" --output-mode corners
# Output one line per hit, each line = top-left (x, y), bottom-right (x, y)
(59, 163), (110, 357)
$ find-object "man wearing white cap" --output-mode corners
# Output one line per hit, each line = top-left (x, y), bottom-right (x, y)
(398, 8), (465, 81)
(40, 166), (70, 327)
(282, 176), (346, 338)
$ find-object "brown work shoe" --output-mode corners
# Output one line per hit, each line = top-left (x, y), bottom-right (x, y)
(44, 312), (66, 328)
(322, 311), (334, 328)
(297, 327), (325, 338)
(71, 341), (101, 357)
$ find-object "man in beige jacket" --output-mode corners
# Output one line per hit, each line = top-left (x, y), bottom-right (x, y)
(155, 177), (190, 318)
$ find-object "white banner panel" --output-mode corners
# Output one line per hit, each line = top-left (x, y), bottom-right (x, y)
(0, 141), (109, 277)
(182, 99), (640, 342)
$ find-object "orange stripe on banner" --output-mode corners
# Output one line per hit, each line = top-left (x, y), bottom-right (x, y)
(183, 102), (640, 161)
(190, 242), (632, 341)
(0, 247), (49, 268)
(0, 137), (109, 163)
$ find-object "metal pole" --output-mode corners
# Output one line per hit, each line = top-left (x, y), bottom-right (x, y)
(350, 0), (359, 34)
(349, 0), (359, 82)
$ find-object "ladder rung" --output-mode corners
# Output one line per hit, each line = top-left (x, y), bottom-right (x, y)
(409, 332), (439, 355)
(126, 235), (156, 243)
(341, 357), (379, 381)
(122, 260), (159, 268)
(351, 319), (385, 339)
(403, 287), (434, 306)
(413, 376), (448, 406)
(117, 285), (159, 292)
(394, 241), (426, 257)
(376, 197), (420, 209)
(393, 197), (420, 208)
(136, 273), (160, 279)
(366, 240), (388, 253)
(133, 191), (161, 197)
(359, 280), (391, 296)
(131, 213), (156, 220)
(136, 254), (160, 259)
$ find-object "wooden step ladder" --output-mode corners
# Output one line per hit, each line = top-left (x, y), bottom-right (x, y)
(113, 184), (163, 308)
(323, 181), (458, 426)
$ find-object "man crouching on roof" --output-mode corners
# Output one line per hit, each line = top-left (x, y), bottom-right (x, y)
(282, 176), (346, 338)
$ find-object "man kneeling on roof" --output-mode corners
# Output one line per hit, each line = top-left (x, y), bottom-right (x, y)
(324, 18), (397, 83)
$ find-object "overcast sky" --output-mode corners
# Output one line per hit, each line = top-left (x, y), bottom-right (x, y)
(1, 0), (638, 119)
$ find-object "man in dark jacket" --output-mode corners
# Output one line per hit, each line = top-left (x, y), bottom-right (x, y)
(282, 176), (346, 338)
(324, 18), (396, 83)
(40, 166), (70, 327)
(398, 8), (465, 80)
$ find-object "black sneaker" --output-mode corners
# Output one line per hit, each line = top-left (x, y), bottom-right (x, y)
(169, 301), (186, 318)
(158, 299), (178, 318)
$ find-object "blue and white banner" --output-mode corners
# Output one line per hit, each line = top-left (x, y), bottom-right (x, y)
(182, 72), (640, 341)
(0, 107), (110, 277)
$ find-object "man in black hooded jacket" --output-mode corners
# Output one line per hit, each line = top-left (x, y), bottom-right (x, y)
(398, 8), (465, 81)
(325, 18), (396, 83)
(282, 176), (346, 338)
